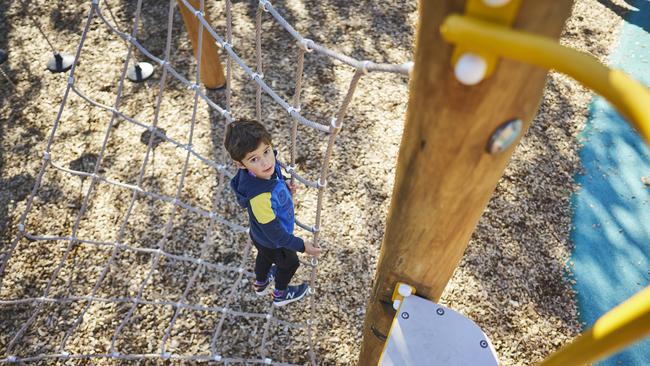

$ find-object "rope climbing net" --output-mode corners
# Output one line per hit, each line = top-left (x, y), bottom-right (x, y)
(0, 0), (410, 364)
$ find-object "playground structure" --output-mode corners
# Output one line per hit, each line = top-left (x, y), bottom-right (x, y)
(0, 0), (649, 365)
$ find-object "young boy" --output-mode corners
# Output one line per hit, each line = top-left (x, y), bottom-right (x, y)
(224, 120), (321, 307)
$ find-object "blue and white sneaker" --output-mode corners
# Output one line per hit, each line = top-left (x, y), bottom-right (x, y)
(253, 265), (277, 296)
(273, 283), (309, 307)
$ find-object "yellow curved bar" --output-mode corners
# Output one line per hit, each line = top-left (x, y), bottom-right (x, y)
(536, 286), (650, 366)
(440, 14), (650, 144)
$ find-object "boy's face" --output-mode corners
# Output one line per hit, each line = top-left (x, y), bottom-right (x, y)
(236, 142), (275, 180)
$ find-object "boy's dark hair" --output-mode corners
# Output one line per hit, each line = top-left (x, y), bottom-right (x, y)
(224, 119), (273, 162)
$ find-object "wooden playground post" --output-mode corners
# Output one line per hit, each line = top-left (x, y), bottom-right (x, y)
(177, 0), (226, 89)
(358, 1), (574, 365)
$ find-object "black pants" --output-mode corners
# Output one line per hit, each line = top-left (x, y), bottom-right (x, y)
(252, 239), (299, 291)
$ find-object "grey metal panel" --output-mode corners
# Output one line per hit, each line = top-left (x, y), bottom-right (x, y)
(379, 295), (499, 366)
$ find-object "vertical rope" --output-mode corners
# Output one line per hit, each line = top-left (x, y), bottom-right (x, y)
(225, 0), (233, 111)
(108, 0), (206, 352)
(255, 4), (263, 124)
(290, 48), (306, 185)
(3, 1), (109, 355)
(57, 0), (179, 352)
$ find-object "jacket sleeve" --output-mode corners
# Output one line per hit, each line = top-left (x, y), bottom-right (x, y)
(250, 193), (305, 252)
(230, 177), (247, 208)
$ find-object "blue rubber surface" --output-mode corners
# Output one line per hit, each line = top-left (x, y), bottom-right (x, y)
(570, 1), (650, 364)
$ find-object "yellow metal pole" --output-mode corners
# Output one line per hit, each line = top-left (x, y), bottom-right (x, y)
(441, 14), (650, 144)
(538, 286), (650, 366)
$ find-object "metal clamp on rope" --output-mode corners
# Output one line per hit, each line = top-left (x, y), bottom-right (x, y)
(286, 106), (298, 117)
(299, 38), (315, 53)
(359, 60), (372, 75)
(330, 117), (341, 132)
(317, 177), (327, 188)
(259, 0), (272, 12)
(222, 110), (232, 122)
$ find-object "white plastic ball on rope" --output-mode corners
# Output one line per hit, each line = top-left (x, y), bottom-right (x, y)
(482, 0), (511, 7)
(454, 53), (487, 86)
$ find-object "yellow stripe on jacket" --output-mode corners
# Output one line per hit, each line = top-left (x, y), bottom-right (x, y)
(250, 192), (275, 224)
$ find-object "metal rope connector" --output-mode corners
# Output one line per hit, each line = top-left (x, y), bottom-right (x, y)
(284, 164), (296, 174)
(316, 177), (327, 188)
(286, 106), (298, 117)
(213, 355), (222, 361)
(299, 39), (314, 53)
(222, 110), (232, 122)
(360, 60), (372, 75)
(264, 358), (272, 365)
(330, 117), (341, 131)
(259, 0), (272, 12)
(193, 10), (204, 19)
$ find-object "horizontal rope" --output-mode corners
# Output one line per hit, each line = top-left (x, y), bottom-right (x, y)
(19, 232), (251, 276)
(177, 0), (331, 134)
(260, 0), (412, 75)
(0, 295), (301, 329)
(94, 5), (233, 124)
(70, 85), (235, 178)
(0, 352), (299, 365)
(47, 160), (246, 232)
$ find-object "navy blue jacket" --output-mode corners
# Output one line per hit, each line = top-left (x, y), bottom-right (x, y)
(230, 159), (305, 252)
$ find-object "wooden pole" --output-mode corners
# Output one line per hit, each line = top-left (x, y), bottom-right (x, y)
(177, 0), (226, 89)
(358, 1), (574, 364)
